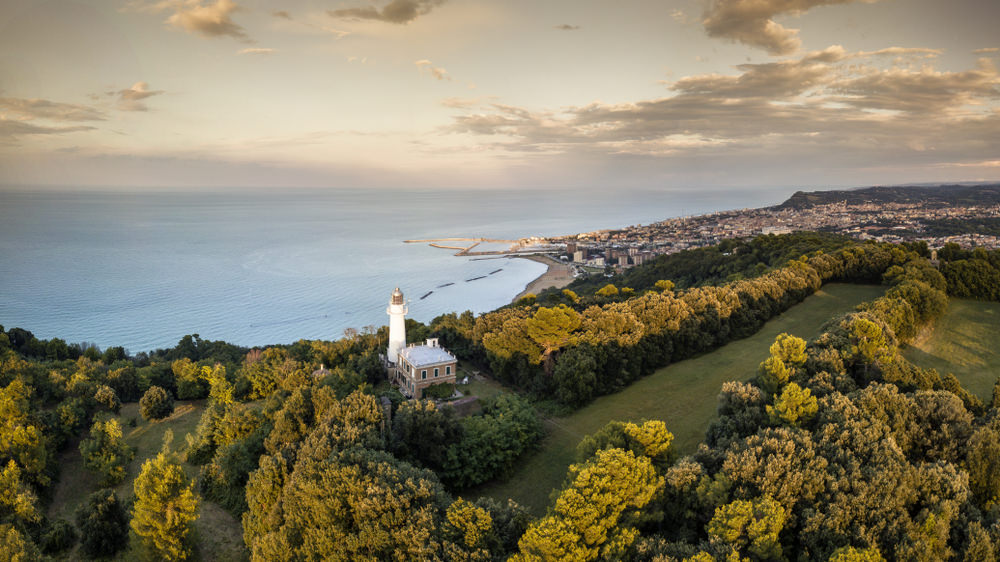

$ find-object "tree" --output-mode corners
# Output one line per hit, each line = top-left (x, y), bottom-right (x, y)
(140, 385), (174, 420)
(0, 379), (49, 486)
(850, 317), (895, 376)
(965, 423), (1000, 510)
(80, 418), (135, 486)
(75, 489), (130, 559)
(525, 305), (581, 371)
(562, 289), (580, 303)
(828, 546), (886, 561)
(706, 495), (787, 560)
(131, 433), (200, 561)
(766, 382), (818, 427)
(94, 385), (121, 414)
(576, 420), (675, 472)
(654, 280), (675, 292)
(514, 448), (662, 561)
(204, 364), (233, 405)
(39, 518), (78, 555)
(0, 459), (39, 527)
(553, 345), (598, 407)
(442, 498), (496, 560)
(173, 359), (209, 400)
(389, 399), (461, 473)
(758, 333), (806, 394)
(596, 284), (620, 298)
(0, 523), (41, 562)
(246, 447), (449, 561)
(992, 375), (1000, 409)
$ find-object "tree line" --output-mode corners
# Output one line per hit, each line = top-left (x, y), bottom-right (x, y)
(506, 243), (1000, 560)
(0, 320), (543, 559)
(431, 237), (919, 409)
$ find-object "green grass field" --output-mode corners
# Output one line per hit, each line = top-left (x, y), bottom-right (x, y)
(47, 400), (248, 561)
(903, 298), (1000, 401)
(472, 283), (885, 514)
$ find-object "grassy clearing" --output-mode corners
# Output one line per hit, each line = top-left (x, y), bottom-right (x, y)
(47, 400), (248, 561)
(472, 283), (885, 514)
(903, 298), (1000, 401)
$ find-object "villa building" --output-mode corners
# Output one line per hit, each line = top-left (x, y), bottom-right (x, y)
(385, 287), (458, 399)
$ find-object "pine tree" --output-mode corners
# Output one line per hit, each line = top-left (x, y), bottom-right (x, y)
(79, 418), (134, 486)
(131, 432), (199, 561)
(75, 489), (129, 559)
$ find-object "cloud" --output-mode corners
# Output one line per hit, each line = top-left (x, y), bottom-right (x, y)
(974, 47), (999, 54)
(444, 47), (1000, 176)
(0, 98), (106, 122)
(328, 0), (445, 24)
(554, 24), (580, 31)
(702, 0), (878, 55)
(415, 59), (450, 81)
(671, 46), (845, 99)
(828, 58), (1000, 114)
(238, 47), (276, 55)
(117, 82), (165, 111)
(0, 119), (96, 139)
(273, 10), (292, 19)
(440, 96), (497, 109)
(129, 0), (249, 40)
(856, 47), (942, 58)
(170, 0), (248, 39)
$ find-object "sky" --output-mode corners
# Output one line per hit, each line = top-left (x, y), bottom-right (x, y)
(0, 0), (998, 190)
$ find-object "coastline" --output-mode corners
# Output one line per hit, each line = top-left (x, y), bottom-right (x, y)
(512, 254), (577, 301)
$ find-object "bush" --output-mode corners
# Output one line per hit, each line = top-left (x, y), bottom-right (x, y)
(75, 489), (130, 559)
(80, 418), (135, 486)
(140, 386), (174, 421)
(39, 518), (78, 554)
(94, 385), (121, 414)
(423, 382), (455, 400)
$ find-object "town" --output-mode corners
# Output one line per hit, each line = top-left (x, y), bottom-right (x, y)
(532, 185), (1000, 272)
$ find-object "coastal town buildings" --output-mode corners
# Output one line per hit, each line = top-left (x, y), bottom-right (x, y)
(535, 192), (1000, 268)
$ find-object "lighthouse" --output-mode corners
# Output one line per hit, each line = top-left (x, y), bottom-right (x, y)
(386, 287), (407, 364)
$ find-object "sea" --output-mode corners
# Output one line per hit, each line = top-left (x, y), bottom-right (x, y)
(0, 186), (792, 353)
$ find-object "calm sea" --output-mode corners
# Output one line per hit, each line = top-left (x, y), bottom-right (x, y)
(0, 186), (791, 352)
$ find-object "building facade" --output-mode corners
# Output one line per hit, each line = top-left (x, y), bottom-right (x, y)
(391, 337), (458, 399)
(384, 288), (458, 399)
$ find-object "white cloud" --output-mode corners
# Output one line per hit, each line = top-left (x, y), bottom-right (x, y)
(117, 82), (165, 112)
(415, 59), (450, 81)
(0, 97), (105, 122)
(238, 47), (276, 55)
(128, 0), (249, 41)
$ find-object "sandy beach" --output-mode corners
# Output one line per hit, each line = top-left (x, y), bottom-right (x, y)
(513, 254), (577, 301)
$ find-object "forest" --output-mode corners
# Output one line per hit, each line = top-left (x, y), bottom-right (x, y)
(2, 232), (1000, 560)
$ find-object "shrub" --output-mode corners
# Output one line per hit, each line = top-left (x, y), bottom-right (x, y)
(94, 385), (121, 414)
(39, 518), (78, 554)
(423, 382), (455, 400)
(140, 386), (174, 421)
(75, 489), (130, 559)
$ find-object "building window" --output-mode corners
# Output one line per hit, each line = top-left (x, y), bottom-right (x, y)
(421, 370), (427, 380)
(446, 365), (451, 375)
(434, 368), (439, 377)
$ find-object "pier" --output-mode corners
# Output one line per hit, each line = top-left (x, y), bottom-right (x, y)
(406, 237), (520, 256)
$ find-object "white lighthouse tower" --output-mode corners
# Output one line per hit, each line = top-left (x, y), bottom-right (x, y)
(386, 287), (407, 364)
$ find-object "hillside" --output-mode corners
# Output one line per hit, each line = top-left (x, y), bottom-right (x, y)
(775, 183), (1000, 210)
(5, 233), (1000, 560)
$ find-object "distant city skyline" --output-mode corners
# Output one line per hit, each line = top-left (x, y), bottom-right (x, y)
(1, 0), (998, 190)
